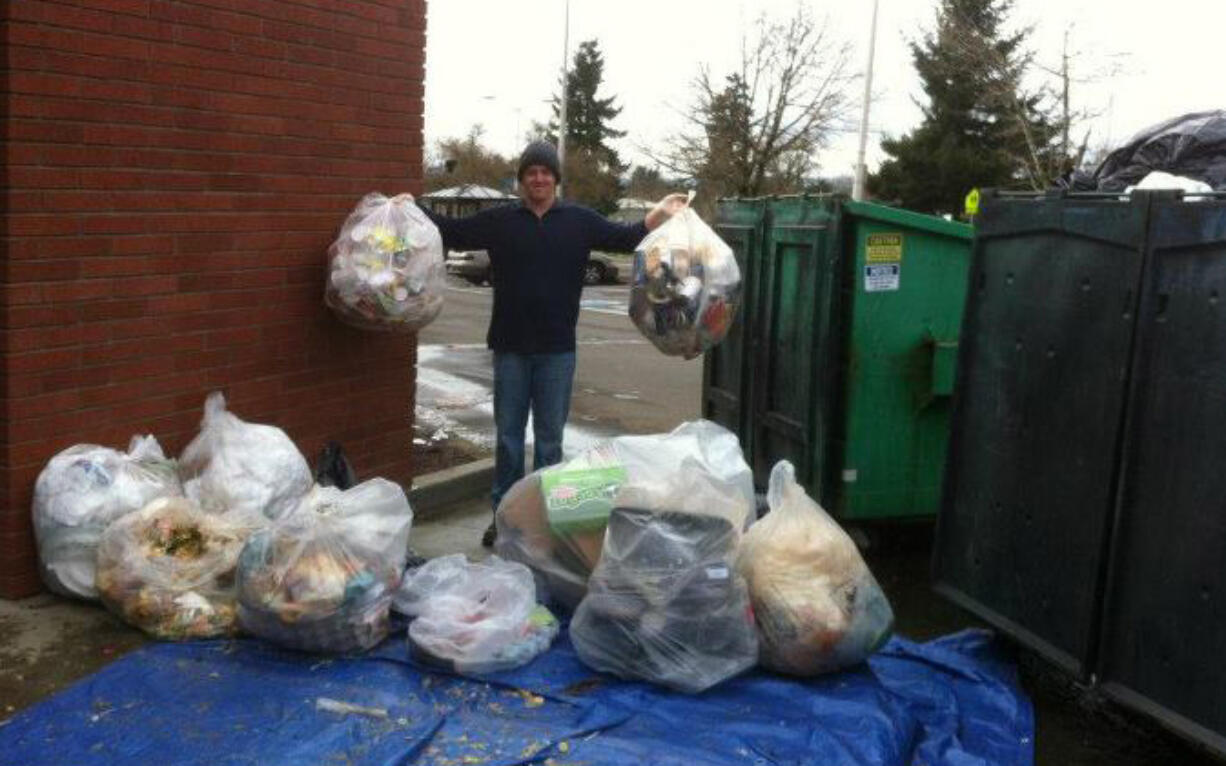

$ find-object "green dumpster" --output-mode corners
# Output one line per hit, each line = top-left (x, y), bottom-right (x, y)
(705, 195), (973, 521)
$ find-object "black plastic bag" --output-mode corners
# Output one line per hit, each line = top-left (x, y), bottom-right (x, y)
(315, 441), (357, 490)
(1059, 110), (1226, 192)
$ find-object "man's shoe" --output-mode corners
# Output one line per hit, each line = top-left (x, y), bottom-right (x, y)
(482, 521), (498, 548)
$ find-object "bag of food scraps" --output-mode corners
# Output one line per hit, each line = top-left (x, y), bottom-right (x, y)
(33, 436), (182, 600)
(736, 461), (894, 676)
(179, 392), (313, 522)
(495, 420), (754, 611)
(96, 496), (256, 640)
(235, 483), (409, 653)
(395, 554), (559, 676)
(326, 192), (445, 333)
(628, 192), (740, 359)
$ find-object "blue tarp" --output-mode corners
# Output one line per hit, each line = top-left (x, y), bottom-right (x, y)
(0, 628), (1032, 766)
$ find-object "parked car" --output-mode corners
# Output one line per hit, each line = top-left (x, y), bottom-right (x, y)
(445, 250), (619, 286)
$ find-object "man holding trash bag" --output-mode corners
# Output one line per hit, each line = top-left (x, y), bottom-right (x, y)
(425, 140), (686, 546)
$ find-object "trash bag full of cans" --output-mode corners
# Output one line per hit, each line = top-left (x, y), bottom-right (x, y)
(326, 192), (446, 333)
(629, 194), (741, 359)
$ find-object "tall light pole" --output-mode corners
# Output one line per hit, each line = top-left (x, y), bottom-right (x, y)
(557, 0), (570, 199)
(852, 0), (880, 202)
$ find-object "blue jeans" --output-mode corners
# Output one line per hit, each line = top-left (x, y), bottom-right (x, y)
(491, 351), (577, 512)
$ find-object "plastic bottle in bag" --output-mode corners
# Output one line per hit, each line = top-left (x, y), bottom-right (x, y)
(325, 192), (446, 333)
(736, 461), (894, 676)
(628, 194), (741, 359)
(33, 436), (182, 600)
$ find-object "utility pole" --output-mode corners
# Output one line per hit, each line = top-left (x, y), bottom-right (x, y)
(852, 0), (879, 201)
(557, 0), (570, 199)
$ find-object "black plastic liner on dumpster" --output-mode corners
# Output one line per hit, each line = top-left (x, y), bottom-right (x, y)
(1059, 110), (1226, 192)
(934, 188), (1226, 758)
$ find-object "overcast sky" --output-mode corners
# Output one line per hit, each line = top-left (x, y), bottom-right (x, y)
(423, 0), (1224, 179)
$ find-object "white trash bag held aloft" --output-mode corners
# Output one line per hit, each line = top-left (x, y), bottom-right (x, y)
(326, 192), (445, 333)
(629, 193), (741, 359)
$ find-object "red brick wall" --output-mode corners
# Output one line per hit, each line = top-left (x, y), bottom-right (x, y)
(1, 0), (428, 598)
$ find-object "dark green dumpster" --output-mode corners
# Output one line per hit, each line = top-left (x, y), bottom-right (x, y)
(706, 195), (974, 521)
(933, 188), (1226, 758)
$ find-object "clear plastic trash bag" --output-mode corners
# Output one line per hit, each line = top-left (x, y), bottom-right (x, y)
(325, 192), (445, 333)
(495, 420), (754, 611)
(570, 504), (759, 694)
(736, 461), (894, 676)
(292, 478), (415, 574)
(33, 436), (182, 600)
(96, 496), (256, 640)
(236, 508), (400, 654)
(179, 392), (313, 522)
(629, 195), (741, 359)
(396, 554), (558, 675)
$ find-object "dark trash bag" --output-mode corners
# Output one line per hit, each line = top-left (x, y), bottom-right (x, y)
(570, 507), (758, 693)
(1059, 110), (1226, 192)
(315, 441), (357, 490)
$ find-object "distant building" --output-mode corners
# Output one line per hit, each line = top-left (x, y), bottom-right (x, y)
(419, 184), (518, 218)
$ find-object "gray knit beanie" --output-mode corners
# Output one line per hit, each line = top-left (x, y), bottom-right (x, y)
(517, 140), (561, 183)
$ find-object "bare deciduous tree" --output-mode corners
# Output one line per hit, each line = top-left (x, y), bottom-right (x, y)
(646, 5), (856, 201)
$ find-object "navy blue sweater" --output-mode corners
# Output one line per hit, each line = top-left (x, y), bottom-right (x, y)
(426, 201), (648, 353)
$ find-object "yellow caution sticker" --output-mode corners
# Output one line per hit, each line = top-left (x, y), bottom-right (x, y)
(866, 233), (903, 263)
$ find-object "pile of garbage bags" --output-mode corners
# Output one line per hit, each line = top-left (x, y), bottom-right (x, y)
(32, 393), (418, 655)
(33, 436), (181, 600)
(495, 420), (754, 611)
(96, 496), (252, 640)
(325, 192), (446, 333)
(629, 196), (741, 359)
(497, 420), (895, 692)
(396, 554), (559, 675)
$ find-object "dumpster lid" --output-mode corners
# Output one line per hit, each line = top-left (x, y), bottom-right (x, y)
(844, 200), (974, 240)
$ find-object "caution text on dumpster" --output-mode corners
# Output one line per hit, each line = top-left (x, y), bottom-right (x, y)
(866, 233), (903, 263)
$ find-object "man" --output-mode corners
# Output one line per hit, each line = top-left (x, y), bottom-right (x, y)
(426, 140), (685, 545)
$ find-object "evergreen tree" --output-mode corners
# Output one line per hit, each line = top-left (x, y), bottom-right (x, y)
(546, 40), (626, 212)
(871, 0), (1058, 216)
